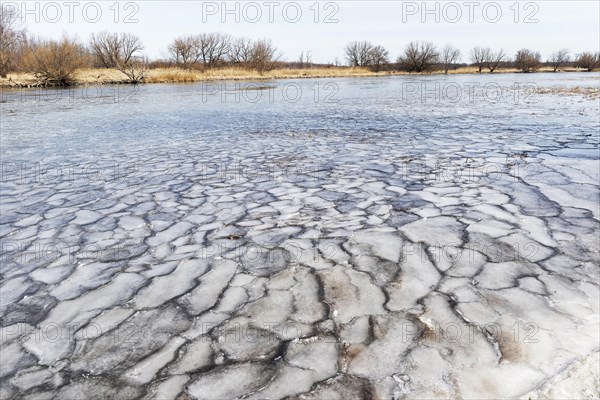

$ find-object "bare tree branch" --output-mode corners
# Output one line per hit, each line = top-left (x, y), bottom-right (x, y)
(0, 4), (26, 77)
(229, 37), (254, 66)
(441, 44), (461, 74)
(470, 47), (487, 73)
(198, 32), (231, 68)
(548, 49), (570, 72)
(249, 38), (279, 74)
(575, 52), (600, 72)
(398, 41), (439, 73)
(344, 41), (389, 71)
(485, 48), (506, 72)
(90, 32), (145, 82)
(514, 49), (541, 73)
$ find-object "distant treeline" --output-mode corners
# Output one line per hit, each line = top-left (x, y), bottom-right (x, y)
(1, 7), (598, 85)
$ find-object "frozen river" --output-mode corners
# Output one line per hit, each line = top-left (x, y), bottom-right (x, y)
(1, 73), (599, 399)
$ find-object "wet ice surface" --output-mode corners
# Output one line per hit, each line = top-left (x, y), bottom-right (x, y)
(1, 73), (599, 399)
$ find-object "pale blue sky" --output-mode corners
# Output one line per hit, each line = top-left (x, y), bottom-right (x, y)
(9, 0), (600, 63)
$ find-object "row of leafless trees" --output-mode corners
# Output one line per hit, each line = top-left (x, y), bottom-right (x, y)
(1, 6), (598, 85)
(1, 9), (89, 83)
(343, 41), (390, 72)
(4, 32), (148, 84)
(344, 40), (599, 73)
(0, 7), (148, 83)
(167, 34), (279, 72)
(1, 7), (280, 83)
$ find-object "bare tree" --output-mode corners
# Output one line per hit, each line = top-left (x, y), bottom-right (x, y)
(119, 55), (148, 82)
(168, 35), (202, 69)
(0, 5), (26, 77)
(90, 32), (145, 82)
(229, 37), (254, 66)
(198, 32), (230, 68)
(397, 41), (439, 73)
(575, 52), (599, 72)
(344, 41), (375, 67)
(368, 45), (389, 72)
(249, 38), (279, 73)
(23, 35), (86, 85)
(548, 49), (570, 72)
(90, 32), (144, 68)
(440, 44), (461, 74)
(470, 47), (487, 73)
(485, 48), (506, 72)
(306, 50), (313, 66)
(90, 32), (119, 67)
(514, 49), (541, 73)
(298, 50), (313, 68)
(343, 41), (389, 71)
(121, 34), (144, 67)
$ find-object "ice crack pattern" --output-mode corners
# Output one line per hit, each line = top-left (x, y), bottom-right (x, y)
(1, 74), (599, 399)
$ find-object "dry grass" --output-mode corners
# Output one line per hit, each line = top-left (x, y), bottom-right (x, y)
(145, 68), (202, 83)
(1, 66), (597, 87)
(145, 67), (393, 83)
(0, 67), (395, 86)
(0, 68), (128, 86)
(531, 86), (600, 100)
(0, 72), (37, 86)
(75, 68), (131, 83)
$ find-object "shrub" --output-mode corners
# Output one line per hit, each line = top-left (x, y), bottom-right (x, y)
(23, 36), (86, 85)
(575, 52), (599, 72)
(248, 38), (279, 74)
(514, 49), (541, 73)
(548, 49), (570, 72)
(397, 41), (438, 73)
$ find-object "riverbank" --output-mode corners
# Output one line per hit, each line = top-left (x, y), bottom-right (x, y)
(0, 66), (596, 88)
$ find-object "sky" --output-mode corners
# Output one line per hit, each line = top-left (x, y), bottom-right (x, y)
(6, 0), (600, 64)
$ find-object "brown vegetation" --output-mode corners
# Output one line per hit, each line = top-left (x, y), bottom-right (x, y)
(470, 47), (508, 73)
(21, 36), (87, 85)
(514, 49), (541, 73)
(1, 64), (593, 88)
(90, 32), (146, 82)
(397, 41), (438, 72)
(0, 6), (26, 77)
(548, 49), (570, 72)
(166, 34), (279, 74)
(531, 86), (599, 100)
(440, 44), (461, 74)
(485, 48), (507, 73)
(344, 41), (390, 72)
(575, 52), (600, 72)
